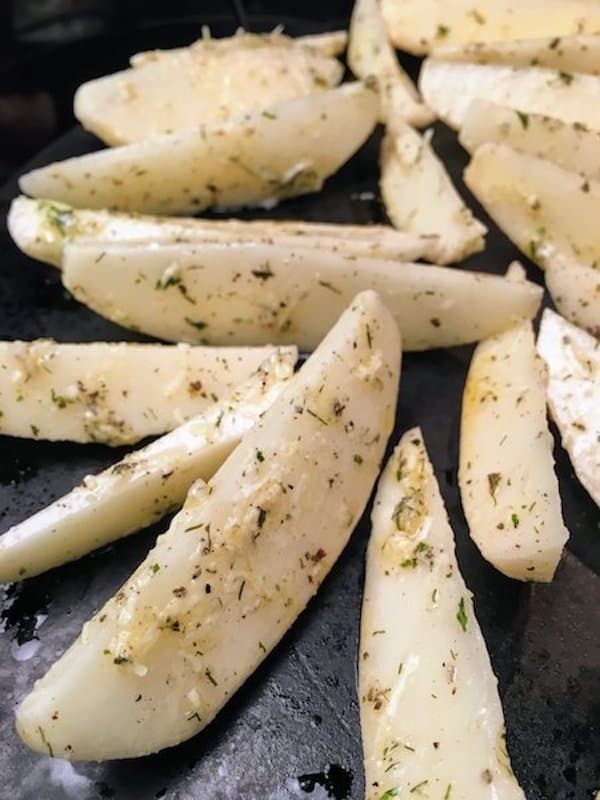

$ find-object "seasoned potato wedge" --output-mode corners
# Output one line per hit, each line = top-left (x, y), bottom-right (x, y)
(537, 309), (600, 507)
(434, 33), (600, 74)
(360, 428), (525, 799)
(420, 59), (600, 132)
(464, 143), (600, 270)
(460, 100), (600, 180)
(16, 290), (400, 761)
(459, 311), (569, 582)
(381, 0), (600, 54)
(62, 240), (541, 351)
(0, 351), (295, 582)
(8, 196), (441, 269)
(0, 340), (288, 445)
(75, 32), (343, 146)
(544, 254), (600, 335)
(380, 120), (486, 264)
(20, 83), (378, 215)
(348, 0), (433, 127)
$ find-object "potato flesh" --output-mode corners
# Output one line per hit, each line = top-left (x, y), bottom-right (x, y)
(15, 290), (401, 760)
(537, 309), (600, 507)
(347, 0), (433, 127)
(74, 35), (343, 146)
(434, 33), (600, 74)
(7, 196), (441, 269)
(460, 100), (600, 181)
(380, 122), (486, 264)
(0, 340), (286, 444)
(460, 320), (569, 581)
(360, 428), (525, 800)
(464, 143), (600, 270)
(0, 351), (295, 582)
(62, 240), (541, 351)
(420, 60), (600, 132)
(381, 0), (600, 54)
(20, 83), (378, 215)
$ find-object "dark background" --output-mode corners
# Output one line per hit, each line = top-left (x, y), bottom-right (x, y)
(0, 3), (599, 800)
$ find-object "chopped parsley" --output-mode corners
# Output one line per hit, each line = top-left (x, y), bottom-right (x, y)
(511, 512), (520, 528)
(353, 454), (364, 464)
(558, 71), (574, 85)
(456, 597), (468, 632)
(516, 111), (529, 130)
(256, 449), (265, 463)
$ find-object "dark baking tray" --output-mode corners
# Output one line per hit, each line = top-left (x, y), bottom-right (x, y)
(0, 13), (599, 800)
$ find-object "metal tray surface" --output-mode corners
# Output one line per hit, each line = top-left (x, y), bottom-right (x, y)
(0, 14), (598, 800)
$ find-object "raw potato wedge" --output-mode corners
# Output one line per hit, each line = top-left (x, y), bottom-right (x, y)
(537, 309), (600, 507)
(20, 83), (378, 215)
(128, 31), (348, 67)
(380, 121), (486, 264)
(460, 100), (600, 180)
(434, 33), (600, 74)
(62, 239), (542, 351)
(74, 32), (343, 146)
(360, 428), (525, 800)
(464, 143), (600, 270)
(0, 351), (295, 582)
(16, 290), (401, 761)
(459, 308), (569, 581)
(544, 254), (600, 335)
(8, 196), (441, 269)
(381, 0), (600, 54)
(420, 59), (600, 132)
(0, 340), (288, 445)
(347, 0), (433, 127)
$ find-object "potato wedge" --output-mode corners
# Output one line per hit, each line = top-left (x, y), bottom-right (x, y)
(16, 290), (401, 760)
(420, 59), (600, 132)
(8, 196), (441, 269)
(464, 143), (600, 270)
(434, 33), (600, 74)
(348, 0), (433, 127)
(20, 83), (378, 215)
(460, 100), (600, 180)
(0, 340), (288, 445)
(544, 254), (600, 335)
(0, 351), (295, 582)
(128, 30), (348, 67)
(62, 239), (541, 351)
(360, 428), (525, 800)
(459, 310), (569, 582)
(380, 121), (486, 264)
(537, 309), (600, 507)
(381, 0), (600, 54)
(74, 32), (343, 146)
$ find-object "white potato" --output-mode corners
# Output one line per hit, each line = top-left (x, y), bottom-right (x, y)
(348, 0), (433, 127)
(544, 253), (600, 335)
(434, 33), (600, 74)
(16, 290), (401, 761)
(0, 351), (295, 582)
(464, 143), (600, 270)
(380, 121), (486, 264)
(420, 59), (600, 132)
(129, 30), (348, 67)
(537, 309), (600, 507)
(20, 83), (378, 215)
(360, 428), (525, 800)
(0, 340), (286, 445)
(62, 239), (541, 351)
(7, 196), (441, 269)
(459, 311), (569, 582)
(381, 0), (600, 54)
(460, 100), (600, 180)
(75, 32), (343, 146)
